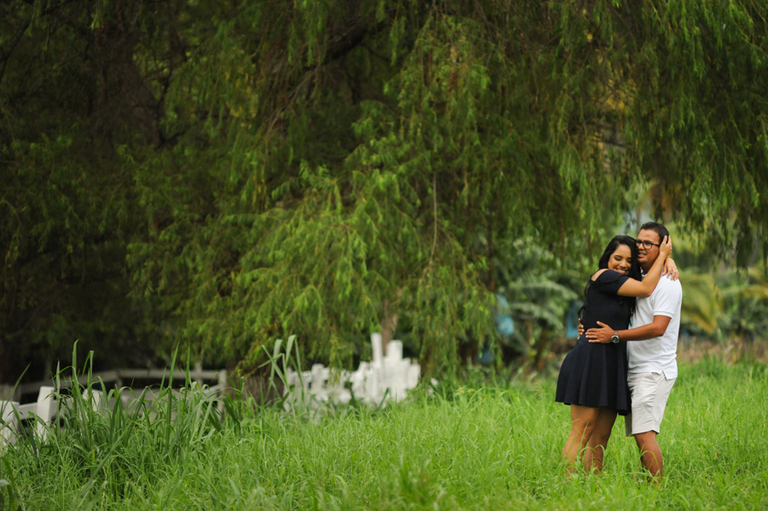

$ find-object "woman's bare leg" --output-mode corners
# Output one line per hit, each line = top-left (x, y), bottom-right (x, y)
(562, 405), (600, 472)
(583, 407), (617, 473)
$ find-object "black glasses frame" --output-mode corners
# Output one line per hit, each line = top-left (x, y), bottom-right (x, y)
(635, 238), (661, 249)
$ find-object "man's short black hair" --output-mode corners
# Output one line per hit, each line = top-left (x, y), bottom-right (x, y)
(639, 221), (669, 243)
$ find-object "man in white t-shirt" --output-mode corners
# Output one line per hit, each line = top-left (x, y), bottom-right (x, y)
(585, 222), (683, 482)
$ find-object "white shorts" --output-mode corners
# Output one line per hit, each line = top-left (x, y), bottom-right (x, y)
(625, 372), (676, 437)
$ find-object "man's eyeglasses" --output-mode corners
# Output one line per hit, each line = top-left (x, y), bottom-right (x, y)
(635, 239), (661, 249)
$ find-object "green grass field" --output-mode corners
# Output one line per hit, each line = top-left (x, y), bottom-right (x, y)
(2, 357), (767, 510)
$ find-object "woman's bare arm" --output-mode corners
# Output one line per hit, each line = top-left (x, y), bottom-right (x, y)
(615, 236), (672, 298)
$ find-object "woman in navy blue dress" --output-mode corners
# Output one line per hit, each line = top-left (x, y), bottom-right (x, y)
(556, 234), (671, 473)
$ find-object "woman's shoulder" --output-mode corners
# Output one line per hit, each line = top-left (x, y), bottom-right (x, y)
(590, 269), (627, 282)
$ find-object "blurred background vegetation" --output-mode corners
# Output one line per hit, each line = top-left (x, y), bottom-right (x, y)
(2, 0), (768, 386)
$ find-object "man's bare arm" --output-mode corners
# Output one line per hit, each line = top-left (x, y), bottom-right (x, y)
(586, 316), (672, 344)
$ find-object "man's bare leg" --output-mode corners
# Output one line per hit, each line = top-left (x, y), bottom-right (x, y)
(634, 431), (663, 483)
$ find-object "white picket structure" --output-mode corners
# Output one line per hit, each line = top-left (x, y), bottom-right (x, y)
(0, 368), (226, 451)
(0, 386), (107, 451)
(1, 334), (421, 443)
(285, 333), (421, 407)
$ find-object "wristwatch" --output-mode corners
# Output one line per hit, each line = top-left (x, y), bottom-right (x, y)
(611, 332), (620, 344)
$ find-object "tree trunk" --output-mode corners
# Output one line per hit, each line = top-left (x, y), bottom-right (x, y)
(380, 298), (398, 356)
(0, 335), (10, 386)
(533, 325), (551, 371)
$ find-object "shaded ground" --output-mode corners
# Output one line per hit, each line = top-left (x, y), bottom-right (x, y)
(677, 338), (768, 365)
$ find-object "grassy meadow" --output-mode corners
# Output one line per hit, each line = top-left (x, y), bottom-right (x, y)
(2, 357), (767, 510)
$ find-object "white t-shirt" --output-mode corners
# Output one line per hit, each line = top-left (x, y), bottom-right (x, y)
(628, 276), (683, 379)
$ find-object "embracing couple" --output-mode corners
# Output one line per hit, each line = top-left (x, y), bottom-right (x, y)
(555, 222), (683, 482)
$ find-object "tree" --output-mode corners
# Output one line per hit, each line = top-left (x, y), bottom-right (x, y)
(0, 0), (180, 383)
(3, 0), (768, 382)
(127, 1), (614, 375)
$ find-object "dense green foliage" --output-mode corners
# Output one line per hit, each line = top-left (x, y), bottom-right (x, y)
(2, 358), (767, 509)
(3, 0), (768, 380)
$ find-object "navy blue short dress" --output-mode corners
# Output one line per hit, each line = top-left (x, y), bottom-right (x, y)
(556, 269), (632, 415)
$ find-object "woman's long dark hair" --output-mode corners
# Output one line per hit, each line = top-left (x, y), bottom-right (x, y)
(580, 235), (642, 319)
